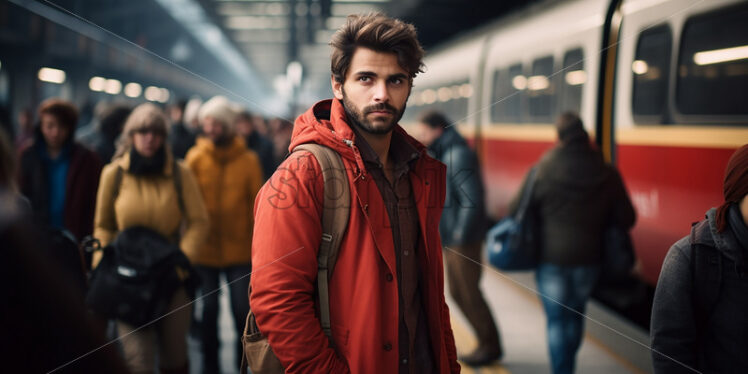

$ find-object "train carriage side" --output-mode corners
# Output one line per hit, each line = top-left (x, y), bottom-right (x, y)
(613, 0), (748, 285)
(477, 0), (608, 219)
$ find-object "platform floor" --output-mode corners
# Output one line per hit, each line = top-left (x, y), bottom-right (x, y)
(190, 263), (652, 374)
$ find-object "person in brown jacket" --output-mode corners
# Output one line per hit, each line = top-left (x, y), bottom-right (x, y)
(185, 96), (263, 374)
(93, 103), (209, 374)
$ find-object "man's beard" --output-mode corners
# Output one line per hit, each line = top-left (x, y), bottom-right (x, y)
(341, 90), (406, 135)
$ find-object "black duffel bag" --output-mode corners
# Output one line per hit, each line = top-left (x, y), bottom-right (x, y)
(86, 226), (198, 327)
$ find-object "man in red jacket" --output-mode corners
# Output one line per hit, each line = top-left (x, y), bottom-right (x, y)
(250, 13), (460, 374)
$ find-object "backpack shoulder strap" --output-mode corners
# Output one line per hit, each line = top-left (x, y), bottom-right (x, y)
(292, 143), (350, 338)
(172, 160), (186, 216)
(690, 220), (722, 325)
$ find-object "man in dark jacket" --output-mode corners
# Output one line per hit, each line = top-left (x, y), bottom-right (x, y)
(651, 144), (748, 373)
(415, 110), (503, 366)
(19, 98), (102, 267)
(509, 112), (636, 374)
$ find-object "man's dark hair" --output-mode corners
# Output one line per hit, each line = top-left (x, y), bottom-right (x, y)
(556, 111), (587, 142)
(330, 13), (425, 84)
(418, 110), (451, 129)
(38, 98), (78, 133)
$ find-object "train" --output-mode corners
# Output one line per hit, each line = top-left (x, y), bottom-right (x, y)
(402, 0), (748, 312)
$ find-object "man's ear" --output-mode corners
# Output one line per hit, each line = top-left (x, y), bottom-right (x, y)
(331, 75), (344, 100)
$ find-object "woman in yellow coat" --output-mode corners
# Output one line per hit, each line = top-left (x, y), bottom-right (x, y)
(184, 96), (263, 374)
(93, 103), (209, 374)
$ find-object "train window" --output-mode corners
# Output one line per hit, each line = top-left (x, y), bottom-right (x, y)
(632, 25), (672, 122)
(528, 56), (555, 123)
(560, 49), (584, 115)
(490, 70), (502, 123)
(676, 3), (748, 119)
(497, 64), (524, 123)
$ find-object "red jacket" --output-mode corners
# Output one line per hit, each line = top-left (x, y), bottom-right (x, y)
(250, 99), (460, 373)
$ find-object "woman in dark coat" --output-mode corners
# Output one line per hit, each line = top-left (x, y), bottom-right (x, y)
(651, 144), (748, 373)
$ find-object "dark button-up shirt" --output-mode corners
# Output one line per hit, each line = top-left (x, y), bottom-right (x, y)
(351, 125), (435, 374)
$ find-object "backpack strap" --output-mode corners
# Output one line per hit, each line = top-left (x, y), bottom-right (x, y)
(515, 166), (538, 221)
(690, 220), (722, 327)
(172, 159), (186, 216)
(292, 143), (351, 338)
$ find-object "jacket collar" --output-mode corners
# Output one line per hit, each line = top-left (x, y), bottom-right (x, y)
(194, 136), (246, 163)
(116, 146), (175, 176)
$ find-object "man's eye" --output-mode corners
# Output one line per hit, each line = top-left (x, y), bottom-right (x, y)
(390, 78), (403, 85)
(358, 76), (371, 82)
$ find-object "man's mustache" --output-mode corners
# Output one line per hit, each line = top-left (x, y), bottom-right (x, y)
(364, 103), (398, 115)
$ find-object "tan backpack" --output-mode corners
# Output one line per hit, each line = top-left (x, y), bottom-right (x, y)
(240, 144), (351, 374)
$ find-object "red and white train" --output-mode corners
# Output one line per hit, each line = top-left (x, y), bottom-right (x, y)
(403, 0), (748, 287)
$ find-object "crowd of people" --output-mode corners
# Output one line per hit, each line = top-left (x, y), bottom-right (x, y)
(0, 11), (746, 374)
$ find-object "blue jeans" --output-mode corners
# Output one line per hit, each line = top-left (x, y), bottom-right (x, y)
(536, 264), (600, 374)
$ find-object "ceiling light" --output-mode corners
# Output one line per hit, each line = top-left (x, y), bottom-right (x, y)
(89, 76), (106, 92)
(694, 45), (748, 66)
(145, 86), (162, 102)
(124, 83), (142, 98)
(565, 70), (587, 86)
(512, 75), (527, 90)
(38, 67), (66, 84)
(632, 60), (649, 75)
(105, 79), (122, 95)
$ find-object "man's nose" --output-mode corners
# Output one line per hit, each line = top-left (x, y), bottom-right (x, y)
(372, 81), (390, 103)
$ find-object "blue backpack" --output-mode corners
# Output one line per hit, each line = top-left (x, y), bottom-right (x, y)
(486, 167), (541, 271)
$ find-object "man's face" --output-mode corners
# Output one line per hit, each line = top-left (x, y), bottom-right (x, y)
(332, 47), (410, 135)
(40, 113), (70, 150)
(201, 116), (229, 144)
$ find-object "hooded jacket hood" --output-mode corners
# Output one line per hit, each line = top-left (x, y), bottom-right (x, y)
(290, 99), (428, 178)
(537, 138), (612, 201)
(703, 206), (747, 266)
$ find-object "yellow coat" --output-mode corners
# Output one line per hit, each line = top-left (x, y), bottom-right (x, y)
(93, 150), (209, 267)
(185, 137), (263, 267)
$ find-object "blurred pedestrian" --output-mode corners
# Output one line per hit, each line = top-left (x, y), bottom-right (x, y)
(183, 97), (203, 135)
(268, 117), (293, 169)
(509, 112), (636, 374)
(651, 144), (748, 373)
(235, 110), (275, 180)
(168, 98), (196, 160)
(18, 99), (102, 248)
(93, 103), (209, 374)
(415, 110), (503, 366)
(185, 96), (263, 374)
(78, 103), (131, 162)
(14, 107), (33, 151)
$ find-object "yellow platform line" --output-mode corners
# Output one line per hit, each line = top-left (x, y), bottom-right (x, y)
(450, 316), (510, 374)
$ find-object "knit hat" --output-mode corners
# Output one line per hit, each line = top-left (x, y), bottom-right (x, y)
(198, 96), (238, 129)
(716, 144), (748, 232)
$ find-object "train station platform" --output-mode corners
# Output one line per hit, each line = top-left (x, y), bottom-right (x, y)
(192, 260), (653, 374)
(446, 265), (653, 374)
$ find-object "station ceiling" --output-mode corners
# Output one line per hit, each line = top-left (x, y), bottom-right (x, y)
(196, 0), (535, 105)
(19, 0), (535, 114)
